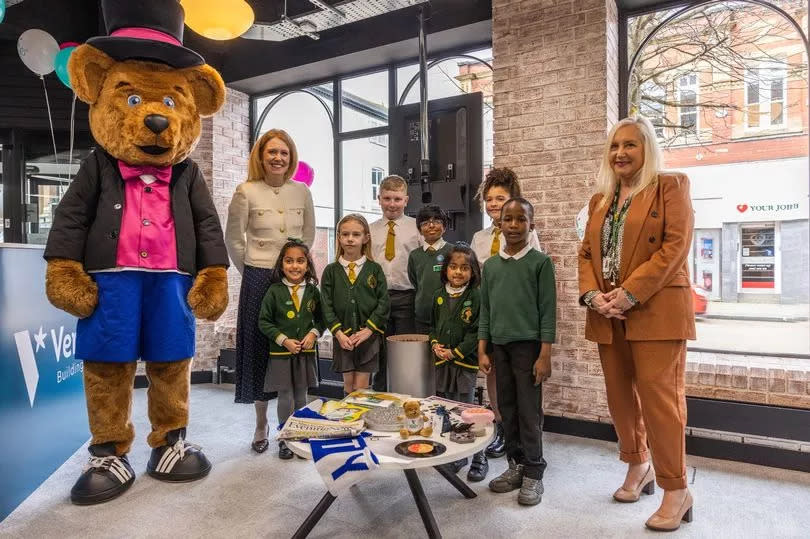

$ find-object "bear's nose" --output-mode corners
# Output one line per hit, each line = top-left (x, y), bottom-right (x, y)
(144, 114), (169, 134)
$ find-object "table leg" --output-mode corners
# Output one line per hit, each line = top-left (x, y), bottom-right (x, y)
(404, 469), (442, 539)
(292, 491), (337, 539)
(433, 465), (477, 499)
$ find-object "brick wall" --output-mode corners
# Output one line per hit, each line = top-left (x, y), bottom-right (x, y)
(189, 87), (250, 372)
(491, 0), (619, 421)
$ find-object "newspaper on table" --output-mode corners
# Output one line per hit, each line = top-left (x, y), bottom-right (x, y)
(277, 415), (365, 441)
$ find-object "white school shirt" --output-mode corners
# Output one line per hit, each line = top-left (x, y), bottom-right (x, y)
(338, 255), (366, 277)
(498, 242), (534, 260)
(445, 283), (469, 296)
(274, 278), (319, 346)
(423, 238), (447, 251)
(471, 225), (541, 267)
(369, 214), (420, 291)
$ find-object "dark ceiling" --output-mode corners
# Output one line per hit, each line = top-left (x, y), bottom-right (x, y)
(0, 0), (696, 99)
(1, 0), (492, 94)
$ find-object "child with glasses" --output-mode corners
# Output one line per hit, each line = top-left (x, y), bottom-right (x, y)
(407, 204), (453, 334)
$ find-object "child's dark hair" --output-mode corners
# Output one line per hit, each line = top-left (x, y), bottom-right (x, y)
(271, 239), (319, 285)
(475, 167), (521, 204)
(416, 204), (450, 229)
(440, 243), (481, 290)
(501, 197), (535, 221)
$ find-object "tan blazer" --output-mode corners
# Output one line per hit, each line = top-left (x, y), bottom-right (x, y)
(578, 173), (696, 344)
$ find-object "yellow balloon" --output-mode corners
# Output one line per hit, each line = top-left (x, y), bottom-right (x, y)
(181, 0), (254, 41)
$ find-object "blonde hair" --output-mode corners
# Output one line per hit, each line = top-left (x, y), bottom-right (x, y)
(335, 214), (374, 261)
(595, 116), (663, 208)
(379, 175), (408, 193)
(247, 129), (299, 183)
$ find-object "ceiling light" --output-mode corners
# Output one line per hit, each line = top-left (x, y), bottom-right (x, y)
(181, 0), (255, 41)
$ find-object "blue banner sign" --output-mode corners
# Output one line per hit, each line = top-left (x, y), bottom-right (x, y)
(0, 246), (88, 521)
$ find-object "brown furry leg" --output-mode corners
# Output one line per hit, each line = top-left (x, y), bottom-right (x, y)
(145, 358), (191, 448)
(83, 361), (137, 456)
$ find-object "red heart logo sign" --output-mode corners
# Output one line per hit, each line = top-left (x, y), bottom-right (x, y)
(736, 204), (748, 213)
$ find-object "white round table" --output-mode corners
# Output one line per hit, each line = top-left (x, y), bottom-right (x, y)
(288, 424), (494, 539)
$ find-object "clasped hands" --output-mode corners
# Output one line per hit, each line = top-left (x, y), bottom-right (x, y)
(335, 328), (373, 351)
(432, 343), (454, 361)
(591, 287), (634, 319)
(282, 332), (318, 354)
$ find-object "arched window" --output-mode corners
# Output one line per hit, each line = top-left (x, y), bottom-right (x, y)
(623, 0), (809, 380)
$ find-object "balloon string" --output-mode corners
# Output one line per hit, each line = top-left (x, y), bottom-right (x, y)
(41, 75), (61, 180)
(69, 91), (76, 182)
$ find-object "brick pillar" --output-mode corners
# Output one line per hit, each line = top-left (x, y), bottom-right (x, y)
(492, 0), (619, 421)
(190, 87), (250, 372)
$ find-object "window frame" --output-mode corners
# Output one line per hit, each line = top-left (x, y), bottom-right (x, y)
(678, 73), (699, 134)
(249, 42), (492, 225)
(744, 62), (788, 130)
(370, 166), (384, 200)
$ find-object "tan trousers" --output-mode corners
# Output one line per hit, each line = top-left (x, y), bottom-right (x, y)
(83, 359), (191, 455)
(598, 318), (687, 490)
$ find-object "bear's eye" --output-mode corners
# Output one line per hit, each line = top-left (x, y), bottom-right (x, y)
(127, 95), (142, 107)
(162, 96), (176, 108)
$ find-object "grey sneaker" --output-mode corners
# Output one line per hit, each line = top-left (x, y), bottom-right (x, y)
(489, 459), (524, 493)
(518, 476), (544, 506)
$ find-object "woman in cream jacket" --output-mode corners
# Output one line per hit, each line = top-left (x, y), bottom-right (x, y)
(226, 128), (315, 454)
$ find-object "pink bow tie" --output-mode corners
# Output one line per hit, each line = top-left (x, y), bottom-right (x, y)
(118, 161), (172, 183)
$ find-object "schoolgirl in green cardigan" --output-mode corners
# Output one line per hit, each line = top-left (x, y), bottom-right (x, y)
(258, 239), (325, 459)
(321, 214), (390, 395)
(429, 242), (489, 482)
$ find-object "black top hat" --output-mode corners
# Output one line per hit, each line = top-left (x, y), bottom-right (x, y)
(87, 0), (204, 68)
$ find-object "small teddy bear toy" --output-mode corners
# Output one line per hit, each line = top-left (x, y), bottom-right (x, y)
(398, 399), (434, 439)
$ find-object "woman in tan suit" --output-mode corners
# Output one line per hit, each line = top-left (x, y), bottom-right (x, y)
(578, 116), (695, 531)
(226, 129), (315, 457)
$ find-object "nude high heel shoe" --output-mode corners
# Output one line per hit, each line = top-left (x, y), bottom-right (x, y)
(645, 490), (694, 531)
(613, 464), (655, 503)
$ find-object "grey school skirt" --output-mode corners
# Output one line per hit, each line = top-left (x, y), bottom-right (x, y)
(264, 353), (318, 392)
(331, 333), (381, 373)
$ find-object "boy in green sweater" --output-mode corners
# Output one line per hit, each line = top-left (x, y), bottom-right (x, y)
(478, 198), (556, 506)
(408, 204), (453, 334)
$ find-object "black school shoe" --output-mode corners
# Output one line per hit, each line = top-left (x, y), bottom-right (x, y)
(467, 451), (489, 482)
(147, 428), (211, 482)
(485, 422), (506, 458)
(70, 442), (135, 505)
(278, 441), (294, 460)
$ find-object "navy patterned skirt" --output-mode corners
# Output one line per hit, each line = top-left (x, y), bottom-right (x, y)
(234, 264), (278, 403)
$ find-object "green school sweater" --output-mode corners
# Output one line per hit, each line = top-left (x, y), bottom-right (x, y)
(321, 260), (390, 336)
(407, 243), (453, 324)
(478, 249), (557, 345)
(428, 287), (480, 370)
(258, 282), (326, 356)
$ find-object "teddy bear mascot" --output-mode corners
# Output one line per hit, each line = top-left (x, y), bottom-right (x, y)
(43, 0), (229, 505)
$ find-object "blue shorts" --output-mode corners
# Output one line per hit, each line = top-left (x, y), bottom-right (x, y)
(76, 271), (195, 363)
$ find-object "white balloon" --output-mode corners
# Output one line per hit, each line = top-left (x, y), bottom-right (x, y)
(575, 204), (590, 241)
(18, 29), (60, 76)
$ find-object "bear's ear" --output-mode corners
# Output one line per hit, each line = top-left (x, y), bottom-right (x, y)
(68, 45), (116, 105)
(182, 64), (226, 117)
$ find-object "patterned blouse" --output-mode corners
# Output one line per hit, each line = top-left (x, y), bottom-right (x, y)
(583, 188), (639, 308)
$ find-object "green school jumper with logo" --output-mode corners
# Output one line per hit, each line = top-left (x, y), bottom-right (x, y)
(407, 243), (453, 326)
(428, 286), (480, 370)
(320, 261), (390, 336)
(258, 282), (326, 356)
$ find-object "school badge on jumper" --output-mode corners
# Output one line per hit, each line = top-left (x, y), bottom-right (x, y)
(366, 274), (377, 288)
(461, 307), (472, 323)
(286, 310), (296, 319)
(437, 296), (444, 305)
(307, 299), (316, 312)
